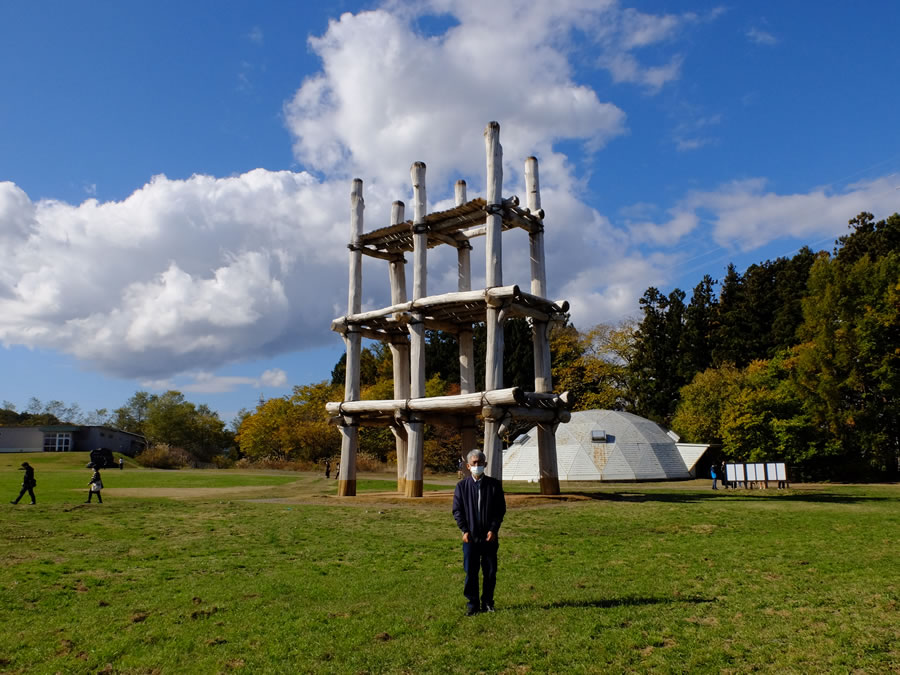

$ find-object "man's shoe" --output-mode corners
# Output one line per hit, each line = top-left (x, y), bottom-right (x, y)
(465, 606), (479, 616)
(482, 604), (495, 613)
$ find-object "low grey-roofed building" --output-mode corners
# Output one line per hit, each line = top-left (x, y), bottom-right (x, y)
(502, 409), (710, 482)
(0, 425), (146, 456)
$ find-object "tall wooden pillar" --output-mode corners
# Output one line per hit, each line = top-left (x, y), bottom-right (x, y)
(483, 122), (504, 479)
(405, 162), (427, 497)
(388, 200), (410, 493)
(455, 180), (477, 459)
(526, 156), (560, 495)
(339, 178), (364, 496)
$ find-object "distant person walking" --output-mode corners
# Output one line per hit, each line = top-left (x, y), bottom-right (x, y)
(11, 462), (37, 505)
(711, 464), (718, 490)
(324, 459), (331, 479)
(86, 467), (103, 503)
(119, 458), (124, 470)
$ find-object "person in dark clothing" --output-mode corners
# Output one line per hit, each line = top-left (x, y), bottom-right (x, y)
(452, 449), (506, 616)
(324, 459), (331, 479)
(11, 462), (36, 505)
(86, 468), (103, 503)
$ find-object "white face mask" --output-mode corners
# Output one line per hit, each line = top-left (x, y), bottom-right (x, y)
(470, 465), (485, 476)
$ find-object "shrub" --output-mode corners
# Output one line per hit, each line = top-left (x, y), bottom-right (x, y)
(135, 443), (196, 469)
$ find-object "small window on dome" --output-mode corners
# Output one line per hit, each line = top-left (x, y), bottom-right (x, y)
(591, 429), (607, 442)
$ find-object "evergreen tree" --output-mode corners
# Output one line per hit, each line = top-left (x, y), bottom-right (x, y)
(629, 287), (686, 424)
(771, 247), (818, 351)
(712, 264), (750, 366)
(679, 274), (718, 382)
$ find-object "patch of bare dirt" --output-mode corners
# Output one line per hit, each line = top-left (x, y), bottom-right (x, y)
(104, 486), (283, 499)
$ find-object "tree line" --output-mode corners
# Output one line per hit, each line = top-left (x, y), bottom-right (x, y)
(237, 211), (897, 479)
(1, 391), (233, 466)
(641, 212), (898, 480)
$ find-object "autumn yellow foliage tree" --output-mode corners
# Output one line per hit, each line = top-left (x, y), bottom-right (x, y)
(236, 382), (341, 461)
(550, 321), (634, 411)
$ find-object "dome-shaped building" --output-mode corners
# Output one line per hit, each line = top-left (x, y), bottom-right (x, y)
(502, 409), (709, 482)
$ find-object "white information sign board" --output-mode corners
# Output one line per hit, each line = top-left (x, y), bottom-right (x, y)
(745, 464), (757, 481)
(776, 463), (787, 481)
(726, 464), (737, 482)
(766, 463), (777, 481)
(735, 464), (745, 482)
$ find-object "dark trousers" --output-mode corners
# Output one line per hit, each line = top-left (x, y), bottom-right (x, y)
(87, 489), (102, 503)
(463, 540), (498, 609)
(13, 487), (35, 504)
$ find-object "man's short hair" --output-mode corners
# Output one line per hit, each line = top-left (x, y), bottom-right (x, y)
(467, 449), (486, 464)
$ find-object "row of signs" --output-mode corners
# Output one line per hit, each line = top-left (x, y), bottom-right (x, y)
(725, 462), (788, 482)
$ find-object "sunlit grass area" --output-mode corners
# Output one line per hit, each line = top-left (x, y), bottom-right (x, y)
(1, 453), (897, 673)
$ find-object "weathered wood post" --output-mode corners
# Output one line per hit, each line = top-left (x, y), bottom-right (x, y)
(338, 178), (364, 496)
(526, 156), (560, 495)
(388, 200), (410, 493)
(405, 162), (427, 497)
(456, 180), (477, 461)
(483, 122), (504, 479)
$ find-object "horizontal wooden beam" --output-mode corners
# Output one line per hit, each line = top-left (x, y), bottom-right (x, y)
(326, 387), (527, 417)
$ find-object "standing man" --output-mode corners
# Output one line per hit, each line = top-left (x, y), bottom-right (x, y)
(452, 449), (506, 616)
(11, 461), (37, 505)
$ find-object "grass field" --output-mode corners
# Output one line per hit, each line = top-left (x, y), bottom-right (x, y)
(1, 453), (897, 674)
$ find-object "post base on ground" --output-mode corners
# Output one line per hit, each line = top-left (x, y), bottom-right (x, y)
(397, 477), (407, 494)
(404, 479), (423, 498)
(540, 475), (560, 495)
(338, 480), (357, 497)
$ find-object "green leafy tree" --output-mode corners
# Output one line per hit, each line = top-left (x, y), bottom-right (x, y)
(671, 363), (743, 444)
(793, 218), (900, 477)
(142, 391), (231, 461)
(835, 212), (900, 265)
(719, 357), (822, 468)
(330, 345), (385, 388)
(112, 391), (154, 435)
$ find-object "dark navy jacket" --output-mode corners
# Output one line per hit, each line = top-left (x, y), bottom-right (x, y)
(452, 475), (506, 543)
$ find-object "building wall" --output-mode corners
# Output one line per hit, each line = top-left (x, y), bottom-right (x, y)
(76, 427), (145, 457)
(76, 427), (146, 456)
(0, 426), (146, 456)
(0, 428), (44, 452)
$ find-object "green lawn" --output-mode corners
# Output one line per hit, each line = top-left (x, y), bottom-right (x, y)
(1, 453), (897, 673)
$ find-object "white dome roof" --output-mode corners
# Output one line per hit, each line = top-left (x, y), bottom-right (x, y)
(502, 409), (697, 481)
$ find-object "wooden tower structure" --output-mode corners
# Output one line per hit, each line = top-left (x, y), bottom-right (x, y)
(327, 122), (571, 497)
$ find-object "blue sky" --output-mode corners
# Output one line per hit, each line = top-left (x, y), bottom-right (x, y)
(2, 0), (899, 425)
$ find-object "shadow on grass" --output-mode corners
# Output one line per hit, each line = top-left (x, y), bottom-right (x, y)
(560, 491), (897, 505)
(509, 595), (715, 611)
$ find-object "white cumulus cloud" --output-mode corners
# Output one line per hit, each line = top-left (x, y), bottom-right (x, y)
(0, 171), (353, 379)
